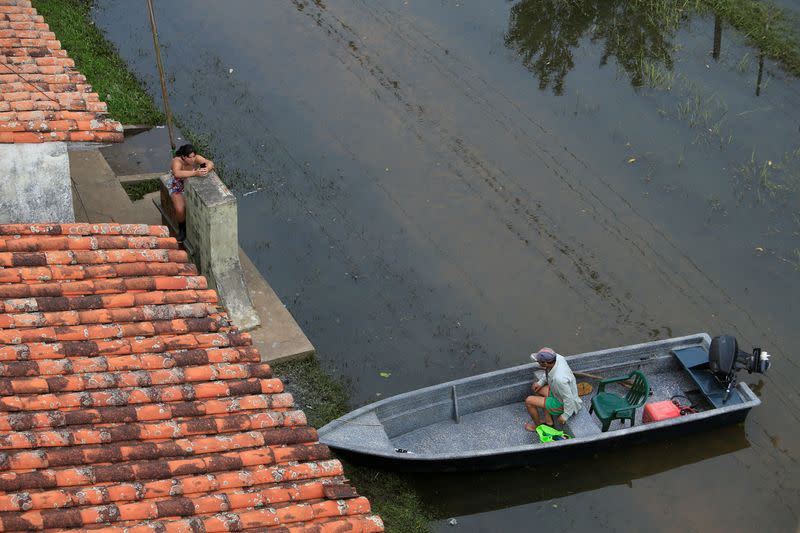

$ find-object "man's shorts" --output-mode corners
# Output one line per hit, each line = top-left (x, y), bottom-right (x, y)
(545, 393), (564, 416)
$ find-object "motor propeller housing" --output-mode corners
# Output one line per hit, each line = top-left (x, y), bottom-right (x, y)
(708, 335), (770, 402)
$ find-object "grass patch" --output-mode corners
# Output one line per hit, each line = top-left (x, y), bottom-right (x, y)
(700, 0), (800, 76)
(31, 0), (163, 124)
(121, 178), (162, 201)
(274, 356), (432, 533)
(735, 147), (800, 204)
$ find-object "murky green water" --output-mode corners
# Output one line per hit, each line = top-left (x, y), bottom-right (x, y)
(95, 0), (799, 530)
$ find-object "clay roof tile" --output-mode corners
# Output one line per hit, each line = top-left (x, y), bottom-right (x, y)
(0, 222), (382, 531)
(0, 4), (122, 144)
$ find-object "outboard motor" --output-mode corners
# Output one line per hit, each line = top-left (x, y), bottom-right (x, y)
(709, 335), (770, 402)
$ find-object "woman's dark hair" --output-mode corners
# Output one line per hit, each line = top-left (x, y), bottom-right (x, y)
(175, 144), (196, 157)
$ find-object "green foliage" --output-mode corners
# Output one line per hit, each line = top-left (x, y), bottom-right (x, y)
(343, 462), (431, 533)
(121, 178), (162, 201)
(273, 356), (432, 532)
(272, 356), (351, 429)
(31, 0), (163, 124)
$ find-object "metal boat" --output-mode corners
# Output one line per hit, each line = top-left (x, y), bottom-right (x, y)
(318, 333), (770, 471)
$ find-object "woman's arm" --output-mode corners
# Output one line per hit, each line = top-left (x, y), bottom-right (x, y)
(195, 154), (214, 171)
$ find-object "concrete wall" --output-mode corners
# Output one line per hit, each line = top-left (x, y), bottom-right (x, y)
(0, 143), (74, 223)
(184, 172), (260, 331)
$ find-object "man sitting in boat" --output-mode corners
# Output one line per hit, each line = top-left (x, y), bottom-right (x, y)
(524, 347), (582, 432)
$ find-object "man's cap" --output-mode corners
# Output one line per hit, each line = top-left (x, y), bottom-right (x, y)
(531, 347), (557, 363)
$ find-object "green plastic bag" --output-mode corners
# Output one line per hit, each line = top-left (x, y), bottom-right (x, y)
(536, 424), (571, 442)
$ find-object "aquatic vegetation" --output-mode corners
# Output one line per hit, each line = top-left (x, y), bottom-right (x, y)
(639, 58), (676, 89)
(735, 148), (800, 204)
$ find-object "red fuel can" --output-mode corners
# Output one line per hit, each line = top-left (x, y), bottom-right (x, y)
(642, 400), (682, 423)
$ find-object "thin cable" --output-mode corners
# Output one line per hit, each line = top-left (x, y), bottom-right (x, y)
(0, 61), (60, 105)
(145, 0), (176, 152)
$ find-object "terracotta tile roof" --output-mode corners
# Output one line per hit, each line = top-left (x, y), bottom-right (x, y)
(0, 223), (384, 532)
(0, 1), (122, 143)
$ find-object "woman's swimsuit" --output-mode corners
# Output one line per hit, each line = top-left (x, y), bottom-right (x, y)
(167, 171), (185, 195)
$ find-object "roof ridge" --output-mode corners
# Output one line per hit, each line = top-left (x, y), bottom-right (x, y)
(0, 316), (227, 345)
(0, 460), (343, 513)
(0, 478), (341, 516)
(0, 426), (317, 472)
(0, 262), (198, 283)
(0, 442), (330, 492)
(0, 275), (208, 298)
(0, 331), (252, 361)
(0, 301), (218, 329)
(80, 497), (375, 533)
(0, 346), (259, 376)
(0, 494), (372, 531)
(0, 224), (169, 237)
(0, 392), (294, 431)
(0, 362), (273, 395)
(0, 377), (272, 412)
(0, 249), (190, 267)
(1, 290), (218, 314)
(0, 409), (308, 451)
(0, 235), (179, 252)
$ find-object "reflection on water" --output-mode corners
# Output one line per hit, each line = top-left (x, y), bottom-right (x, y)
(506, 0), (793, 99)
(418, 424), (749, 518)
(505, 0), (688, 93)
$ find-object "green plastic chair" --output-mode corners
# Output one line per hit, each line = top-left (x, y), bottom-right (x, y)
(589, 370), (649, 432)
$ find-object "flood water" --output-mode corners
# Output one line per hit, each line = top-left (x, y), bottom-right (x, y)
(94, 1), (799, 530)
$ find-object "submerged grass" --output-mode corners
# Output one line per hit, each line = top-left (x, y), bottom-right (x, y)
(274, 357), (432, 533)
(735, 147), (800, 204)
(31, 0), (163, 124)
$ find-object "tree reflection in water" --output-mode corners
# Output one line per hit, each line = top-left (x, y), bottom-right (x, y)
(504, 0), (692, 94)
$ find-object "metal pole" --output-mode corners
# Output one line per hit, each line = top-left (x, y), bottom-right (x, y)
(145, 0), (176, 152)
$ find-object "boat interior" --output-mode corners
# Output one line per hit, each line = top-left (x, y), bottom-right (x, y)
(321, 337), (762, 457)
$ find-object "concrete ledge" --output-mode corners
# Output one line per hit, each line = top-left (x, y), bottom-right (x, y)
(239, 249), (315, 362)
(1, 143), (73, 223)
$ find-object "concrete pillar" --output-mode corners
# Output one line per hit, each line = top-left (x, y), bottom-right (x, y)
(183, 172), (260, 331)
(0, 143), (73, 223)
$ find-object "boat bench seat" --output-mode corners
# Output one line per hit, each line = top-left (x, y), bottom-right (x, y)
(566, 406), (602, 438)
